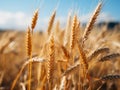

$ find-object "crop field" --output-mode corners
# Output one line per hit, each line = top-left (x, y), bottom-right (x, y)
(0, 1), (120, 90)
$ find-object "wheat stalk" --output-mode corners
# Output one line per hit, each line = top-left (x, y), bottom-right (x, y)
(60, 76), (67, 90)
(26, 27), (33, 90)
(11, 57), (45, 90)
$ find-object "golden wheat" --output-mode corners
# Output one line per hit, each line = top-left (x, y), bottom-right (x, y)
(82, 2), (102, 44)
(1, 1), (120, 90)
(31, 9), (39, 32)
(47, 35), (55, 89)
(47, 10), (56, 36)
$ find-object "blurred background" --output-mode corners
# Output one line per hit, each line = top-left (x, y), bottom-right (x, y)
(0, 0), (120, 31)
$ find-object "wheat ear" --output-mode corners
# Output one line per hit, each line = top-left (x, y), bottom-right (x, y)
(88, 47), (109, 61)
(77, 41), (88, 70)
(47, 35), (55, 89)
(77, 41), (88, 82)
(100, 75), (120, 81)
(70, 15), (77, 51)
(61, 45), (70, 60)
(26, 27), (32, 57)
(31, 9), (39, 33)
(82, 2), (102, 44)
(62, 63), (80, 76)
(47, 10), (56, 36)
(98, 53), (120, 62)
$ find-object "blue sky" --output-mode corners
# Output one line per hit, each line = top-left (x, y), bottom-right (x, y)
(0, 0), (120, 30)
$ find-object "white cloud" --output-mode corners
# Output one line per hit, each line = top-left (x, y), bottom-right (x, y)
(0, 10), (115, 30)
(0, 11), (31, 29)
(0, 10), (65, 30)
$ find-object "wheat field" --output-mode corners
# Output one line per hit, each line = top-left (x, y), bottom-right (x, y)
(0, 1), (120, 90)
